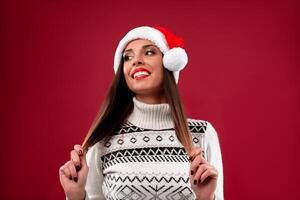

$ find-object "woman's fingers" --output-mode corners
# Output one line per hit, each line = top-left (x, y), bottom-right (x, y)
(200, 167), (218, 183)
(189, 148), (201, 162)
(74, 144), (88, 170)
(65, 160), (78, 182)
(71, 150), (81, 171)
(189, 147), (207, 163)
(190, 153), (201, 175)
(59, 164), (71, 180)
(189, 148), (208, 176)
(59, 144), (89, 200)
(193, 164), (212, 184)
(72, 144), (88, 172)
(74, 144), (84, 156)
(59, 160), (78, 186)
(189, 147), (217, 185)
(192, 163), (218, 185)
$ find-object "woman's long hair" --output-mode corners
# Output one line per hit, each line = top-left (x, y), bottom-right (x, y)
(82, 60), (193, 155)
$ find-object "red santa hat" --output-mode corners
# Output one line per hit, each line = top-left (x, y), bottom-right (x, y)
(113, 25), (188, 83)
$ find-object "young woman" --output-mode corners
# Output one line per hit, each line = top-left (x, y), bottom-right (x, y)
(59, 26), (224, 200)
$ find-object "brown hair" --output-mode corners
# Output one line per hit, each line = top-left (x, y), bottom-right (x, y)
(82, 60), (193, 155)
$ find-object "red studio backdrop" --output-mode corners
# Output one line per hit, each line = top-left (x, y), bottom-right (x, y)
(1, 0), (299, 199)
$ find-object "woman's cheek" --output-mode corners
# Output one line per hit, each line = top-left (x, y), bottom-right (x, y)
(123, 65), (130, 77)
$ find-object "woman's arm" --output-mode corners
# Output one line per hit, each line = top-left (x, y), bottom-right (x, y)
(206, 122), (224, 200)
(84, 142), (106, 200)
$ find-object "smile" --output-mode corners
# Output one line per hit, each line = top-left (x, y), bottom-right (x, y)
(133, 71), (150, 79)
(131, 67), (151, 80)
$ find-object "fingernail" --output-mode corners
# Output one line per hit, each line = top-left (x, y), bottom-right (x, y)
(73, 177), (78, 182)
(190, 170), (194, 175)
(194, 180), (197, 185)
(76, 165), (81, 172)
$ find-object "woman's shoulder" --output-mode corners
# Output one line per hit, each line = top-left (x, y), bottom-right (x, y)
(86, 142), (101, 157)
(187, 118), (221, 146)
(187, 118), (218, 136)
(187, 118), (209, 133)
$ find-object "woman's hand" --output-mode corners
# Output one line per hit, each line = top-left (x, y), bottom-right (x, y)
(59, 144), (89, 200)
(189, 147), (218, 200)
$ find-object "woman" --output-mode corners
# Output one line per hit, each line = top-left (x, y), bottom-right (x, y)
(59, 26), (224, 200)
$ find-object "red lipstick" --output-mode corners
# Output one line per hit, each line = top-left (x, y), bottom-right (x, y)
(131, 67), (151, 78)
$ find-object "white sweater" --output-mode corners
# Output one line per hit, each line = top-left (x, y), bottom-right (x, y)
(84, 97), (224, 200)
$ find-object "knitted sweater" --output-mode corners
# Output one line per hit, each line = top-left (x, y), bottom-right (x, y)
(84, 97), (224, 200)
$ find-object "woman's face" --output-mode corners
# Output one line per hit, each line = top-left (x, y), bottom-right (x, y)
(123, 39), (165, 101)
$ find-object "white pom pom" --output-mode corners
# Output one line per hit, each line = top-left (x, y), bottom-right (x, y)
(163, 47), (188, 72)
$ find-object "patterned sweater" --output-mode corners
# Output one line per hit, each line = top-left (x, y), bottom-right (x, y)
(84, 97), (224, 200)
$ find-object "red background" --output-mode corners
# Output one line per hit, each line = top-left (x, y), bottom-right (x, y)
(1, 0), (299, 199)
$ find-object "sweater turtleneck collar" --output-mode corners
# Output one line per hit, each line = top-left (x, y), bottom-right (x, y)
(127, 97), (174, 129)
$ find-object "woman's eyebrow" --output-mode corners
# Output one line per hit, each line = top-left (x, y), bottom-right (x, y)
(123, 44), (157, 53)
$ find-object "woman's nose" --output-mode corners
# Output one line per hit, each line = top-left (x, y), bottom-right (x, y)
(134, 61), (144, 66)
(132, 55), (144, 66)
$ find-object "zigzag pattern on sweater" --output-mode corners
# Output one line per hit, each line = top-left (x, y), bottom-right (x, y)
(103, 183), (194, 200)
(104, 173), (190, 184)
(114, 120), (208, 135)
(103, 174), (194, 200)
(115, 122), (147, 134)
(187, 119), (208, 133)
(101, 147), (189, 170)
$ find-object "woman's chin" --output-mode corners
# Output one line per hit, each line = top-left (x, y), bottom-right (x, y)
(129, 79), (152, 91)
(127, 76), (163, 96)
(130, 86), (151, 95)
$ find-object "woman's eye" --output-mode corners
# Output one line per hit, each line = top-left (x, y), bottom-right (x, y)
(146, 50), (155, 55)
(123, 55), (132, 61)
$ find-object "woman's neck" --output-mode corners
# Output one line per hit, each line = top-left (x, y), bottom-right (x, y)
(127, 97), (174, 129)
(135, 93), (167, 104)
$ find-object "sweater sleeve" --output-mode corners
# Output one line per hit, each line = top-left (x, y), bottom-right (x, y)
(205, 122), (224, 200)
(84, 142), (106, 200)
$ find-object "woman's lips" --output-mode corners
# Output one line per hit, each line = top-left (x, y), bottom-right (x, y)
(131, 67), (151, 79)
(134, 74), (149, 80)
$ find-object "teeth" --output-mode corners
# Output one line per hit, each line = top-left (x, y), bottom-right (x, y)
(133, 71), (150, 78)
